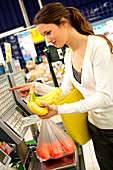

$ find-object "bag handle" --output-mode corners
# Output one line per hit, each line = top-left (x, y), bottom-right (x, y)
(65, 48), (75, 90)
(65, 48), (70, 62)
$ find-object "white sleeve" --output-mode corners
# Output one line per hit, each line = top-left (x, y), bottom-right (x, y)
(34, 82), (55, 96)
(58, 38), (113, 114)
(59, 68), (73, 97)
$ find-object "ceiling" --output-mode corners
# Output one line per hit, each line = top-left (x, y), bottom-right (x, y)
(0, 0), (113, 34)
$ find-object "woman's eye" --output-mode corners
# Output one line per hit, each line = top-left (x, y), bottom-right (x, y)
(46, 31), (51, 35)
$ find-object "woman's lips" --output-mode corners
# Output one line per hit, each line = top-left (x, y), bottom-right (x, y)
(52, 41), (56, 45)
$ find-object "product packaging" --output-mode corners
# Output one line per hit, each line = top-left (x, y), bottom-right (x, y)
(36, 119), (76, 162)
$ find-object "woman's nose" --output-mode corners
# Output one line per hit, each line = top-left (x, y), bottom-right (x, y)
(46, 36), (51, 44)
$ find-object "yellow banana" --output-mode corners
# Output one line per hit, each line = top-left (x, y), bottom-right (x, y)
(30, 101), (48, 115)
(34, 87), (62, 106)
(27, 87), (34, 110)
(35, 87), (61, 100)
(27, 88), (48, 115)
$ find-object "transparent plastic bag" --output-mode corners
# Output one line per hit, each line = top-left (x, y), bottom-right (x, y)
(36, 119), (76, 162)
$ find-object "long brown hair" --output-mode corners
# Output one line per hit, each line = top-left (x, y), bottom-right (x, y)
(33, 2), (113, 53)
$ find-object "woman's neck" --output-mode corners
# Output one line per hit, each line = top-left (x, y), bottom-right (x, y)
(66, 27), (88, 51)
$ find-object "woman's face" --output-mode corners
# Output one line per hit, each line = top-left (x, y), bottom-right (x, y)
(36, 23), (67, 48)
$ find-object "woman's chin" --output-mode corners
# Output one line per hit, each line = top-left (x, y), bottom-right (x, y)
(56, 44), (64, 48)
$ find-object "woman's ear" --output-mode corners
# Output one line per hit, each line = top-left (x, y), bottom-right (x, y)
(60, 17), (67, 22)
(60, 17), (68, 27)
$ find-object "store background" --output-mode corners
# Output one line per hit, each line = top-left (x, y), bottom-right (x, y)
(0, 1), (113, 169)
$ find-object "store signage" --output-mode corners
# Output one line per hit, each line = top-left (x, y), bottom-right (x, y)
(17, 31), (37, 62)
(4, 42), (12, 62)
(30, 28), (44, 43)
(93, 19), (113, 44)
(0, 47), (5, 65)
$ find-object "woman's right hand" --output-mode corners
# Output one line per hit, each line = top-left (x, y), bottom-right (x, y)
(8, 83), (35, 97)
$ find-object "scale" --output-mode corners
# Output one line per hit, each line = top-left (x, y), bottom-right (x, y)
(28, 151), (78, 170)
(0, 64), (28, 144)
(6, 60), (34, 115)
(27, 122), (80, 170)
(6, 60), (38, 142)
(0, 64), (35, 169)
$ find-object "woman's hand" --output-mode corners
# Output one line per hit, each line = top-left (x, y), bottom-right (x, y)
(38, 102), (58, 119)
(8, 83), (35, 97)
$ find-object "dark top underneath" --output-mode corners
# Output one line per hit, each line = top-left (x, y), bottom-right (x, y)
(72, 65), (82, 84)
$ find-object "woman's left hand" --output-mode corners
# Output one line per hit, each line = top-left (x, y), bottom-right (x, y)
(38, 102), (58, 119)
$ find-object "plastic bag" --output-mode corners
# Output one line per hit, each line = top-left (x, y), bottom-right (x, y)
(36, 119), (76, 162)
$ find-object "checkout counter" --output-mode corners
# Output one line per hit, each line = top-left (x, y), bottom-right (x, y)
(6, 60), (38, 141)
(0, 64), (30, 169)
(0, 62), (85, 170)
(0, 62), (38, 169)
(0, 64), (28, 144)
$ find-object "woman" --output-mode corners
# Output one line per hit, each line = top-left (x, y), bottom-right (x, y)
(9, 3), (113, 169)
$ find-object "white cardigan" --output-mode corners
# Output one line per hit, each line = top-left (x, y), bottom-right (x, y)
(35, 35), (113, 129)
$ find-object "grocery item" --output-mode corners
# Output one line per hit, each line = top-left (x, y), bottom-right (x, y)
(27, 88), (48, 115)
(34, 87), (62, 106)
(36, 119), (76, 162)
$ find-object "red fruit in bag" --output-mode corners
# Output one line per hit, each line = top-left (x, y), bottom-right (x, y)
(60, 138), (75, 155)
(50, 140), (64, 159)
(36, 143), (51, 161)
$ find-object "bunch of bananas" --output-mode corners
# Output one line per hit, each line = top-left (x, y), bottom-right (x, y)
(27, 87), (62, 115)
